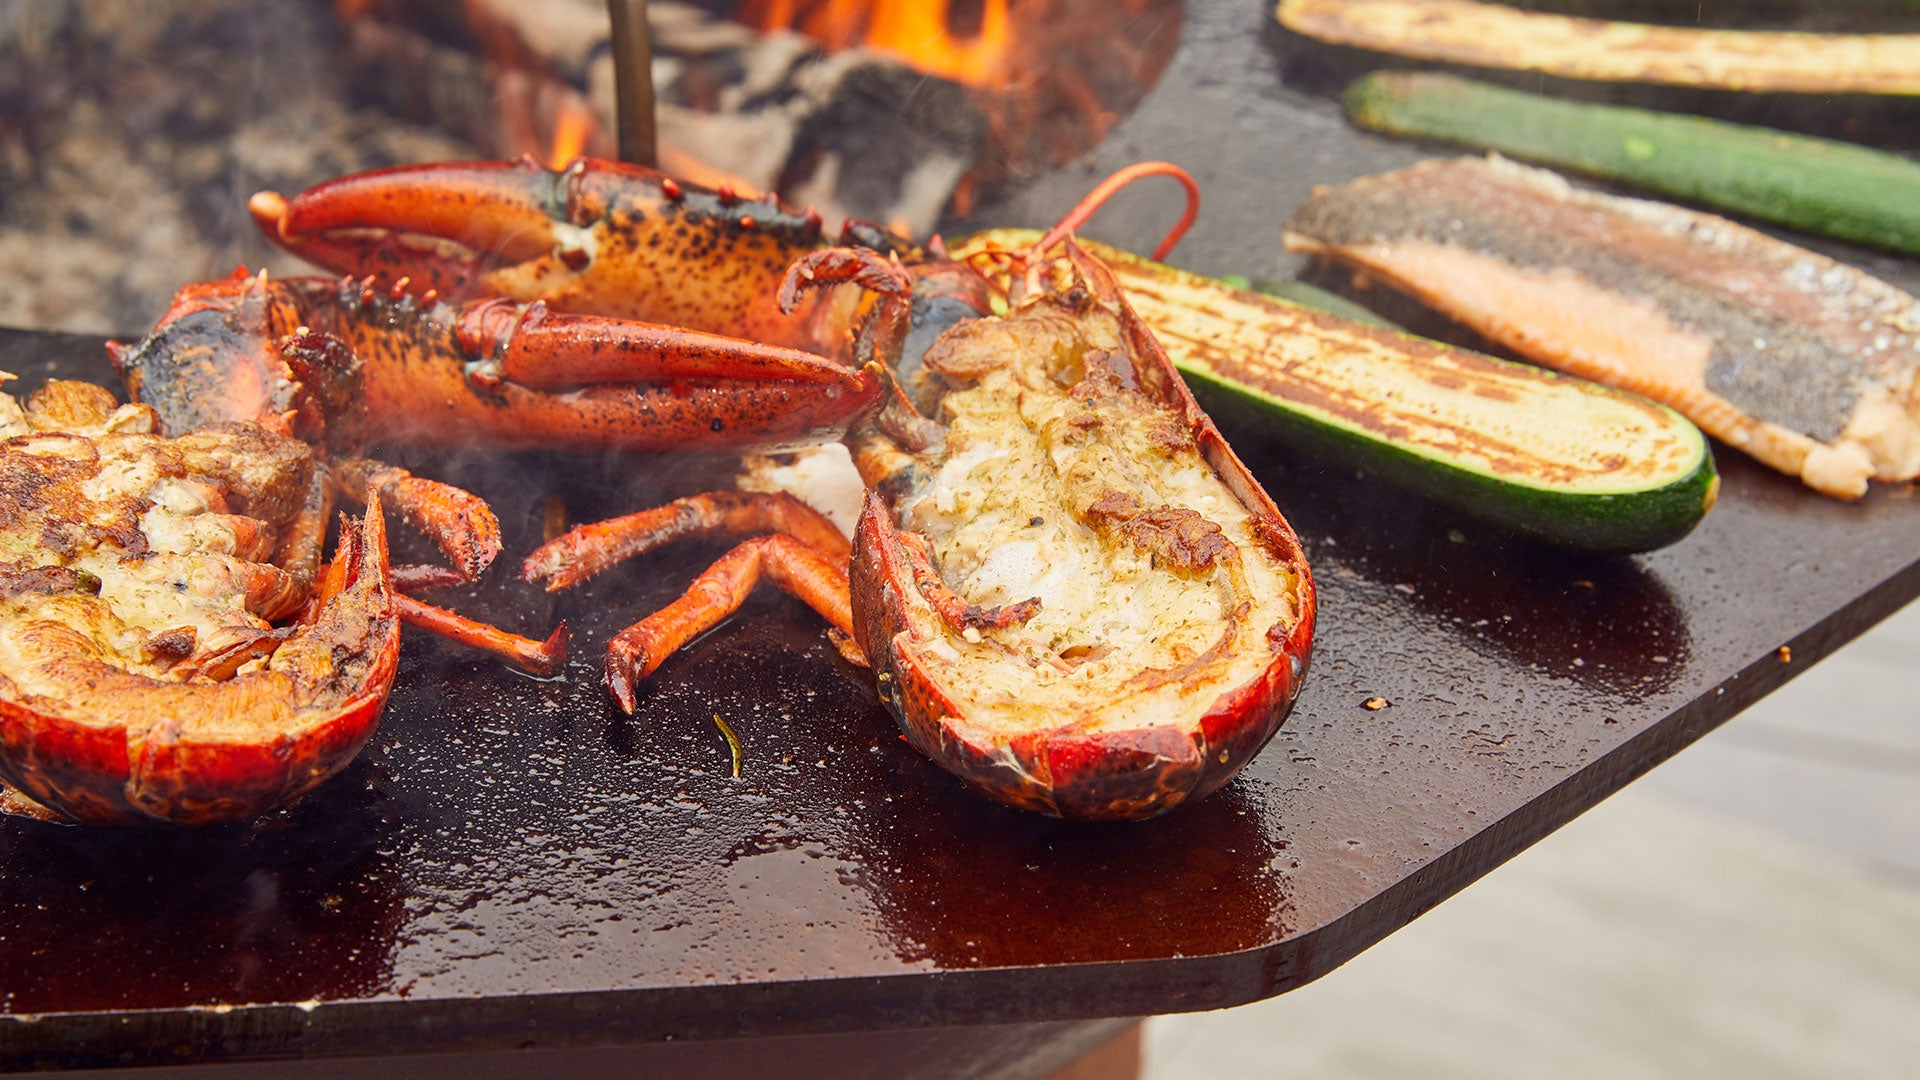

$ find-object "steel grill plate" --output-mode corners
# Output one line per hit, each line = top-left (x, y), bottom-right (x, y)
(4, 1), (1920, 1069)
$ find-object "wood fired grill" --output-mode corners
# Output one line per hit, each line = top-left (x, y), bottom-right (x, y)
(2, 0), (1919, 1073)
(0, 0), (1176, 335)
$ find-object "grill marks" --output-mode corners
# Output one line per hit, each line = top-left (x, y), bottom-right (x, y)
(1110, 271), (1694, 488)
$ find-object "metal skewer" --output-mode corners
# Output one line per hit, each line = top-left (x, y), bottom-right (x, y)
(607, 0), (659, 167)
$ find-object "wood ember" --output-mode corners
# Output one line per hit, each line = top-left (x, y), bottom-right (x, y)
(340, 0), (1173, 235)
(341, 1), (989, 236)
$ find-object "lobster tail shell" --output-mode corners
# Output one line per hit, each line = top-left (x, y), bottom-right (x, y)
(852, 496), (1312, 820)
(0, 500), (400, 826)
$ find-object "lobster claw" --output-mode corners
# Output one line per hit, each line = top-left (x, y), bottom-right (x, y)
(251, 157), (842, 348)
(250, 158), (566, 300)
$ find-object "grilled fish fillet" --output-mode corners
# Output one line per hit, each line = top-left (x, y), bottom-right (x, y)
(1283, 155), (1920, 498)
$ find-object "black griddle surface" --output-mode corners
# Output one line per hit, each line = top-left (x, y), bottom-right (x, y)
(5, 0), (1920, 1068)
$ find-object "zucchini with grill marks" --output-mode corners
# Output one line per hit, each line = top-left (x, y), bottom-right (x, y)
(1276, 0), (1920, 96)
(957, 230), (1718, 553)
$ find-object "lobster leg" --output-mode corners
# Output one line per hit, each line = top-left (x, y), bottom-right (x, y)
(430, 492), (856, 689)
(334, 456), (503, 582)
(522, 491), (851, 591)
(604, 534), (863, 713)
(396, 596), (569, 678)
(531, 249), (938, 707)
(525, 491), (862, 710)
(322, 462), (563, 677)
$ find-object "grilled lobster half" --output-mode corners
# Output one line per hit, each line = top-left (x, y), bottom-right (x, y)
(836, 242), (1316, 818)
(0, 379), (398, 825)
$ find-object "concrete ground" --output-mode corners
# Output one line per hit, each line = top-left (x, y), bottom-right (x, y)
(1145, 601), (1920, 1080)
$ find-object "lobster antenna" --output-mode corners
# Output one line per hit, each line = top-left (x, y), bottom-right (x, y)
(1031, 161), (1200, 262)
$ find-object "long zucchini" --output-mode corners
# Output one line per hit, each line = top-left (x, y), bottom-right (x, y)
(1344, 71), (1920, 257)
(956, 229), (1719, 553)
(1276, 0), (1920, 95)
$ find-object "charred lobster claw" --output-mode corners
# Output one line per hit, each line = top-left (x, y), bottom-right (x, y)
(0, 379), (401, 825)
(249, 156), (853, 350)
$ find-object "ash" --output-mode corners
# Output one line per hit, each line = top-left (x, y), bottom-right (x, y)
(0, 0), (477, 337)
(344, 0), (993, 238)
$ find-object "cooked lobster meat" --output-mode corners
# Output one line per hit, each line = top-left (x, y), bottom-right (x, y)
(844, 243), (1316, 818)
(0, 378), (398, 825)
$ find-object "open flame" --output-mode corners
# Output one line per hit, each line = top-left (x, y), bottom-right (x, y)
(332, 0), (1176, 238)
(741, 0), (1015, 88)
(546, 97), (598, 169)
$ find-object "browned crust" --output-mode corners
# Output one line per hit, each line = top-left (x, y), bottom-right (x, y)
(0, 501), (399, 826)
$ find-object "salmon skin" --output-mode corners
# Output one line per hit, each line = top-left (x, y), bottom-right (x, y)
(1282, 155), (1920, 499)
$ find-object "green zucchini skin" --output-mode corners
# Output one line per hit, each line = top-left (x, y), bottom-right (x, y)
(1344, 70), (1920, 257)
(1180, 365), (1717, 555)
(956, 230), (1719, 554)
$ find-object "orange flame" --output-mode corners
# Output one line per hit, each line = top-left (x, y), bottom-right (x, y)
(865, 0), (1011, 86)
(746, 0), (1015, 88)
(547, 97), (597, 169)
(656, 146), (766, 200)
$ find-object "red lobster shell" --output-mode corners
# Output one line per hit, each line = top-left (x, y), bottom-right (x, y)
(845, 242), (1316, 819)
(0, 381), (399, 825)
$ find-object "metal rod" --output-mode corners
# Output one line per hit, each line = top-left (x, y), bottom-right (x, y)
(607, 0), (658, 167)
